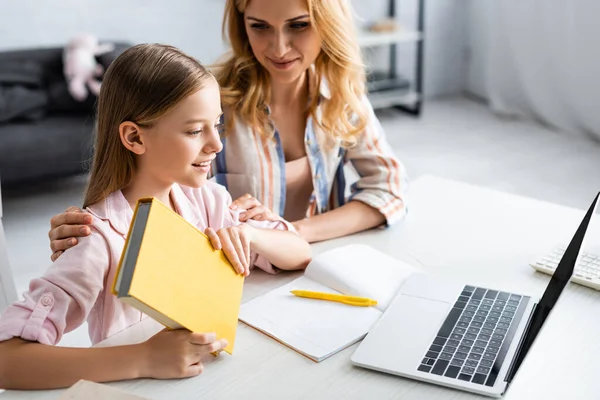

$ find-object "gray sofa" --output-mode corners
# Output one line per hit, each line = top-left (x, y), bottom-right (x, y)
(0, 42), (130, 186)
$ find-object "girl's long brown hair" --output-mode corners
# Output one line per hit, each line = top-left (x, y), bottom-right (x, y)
(83, 44), (214, 208)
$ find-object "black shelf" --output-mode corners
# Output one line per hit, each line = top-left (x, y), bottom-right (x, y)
(361, 0), (425, 117)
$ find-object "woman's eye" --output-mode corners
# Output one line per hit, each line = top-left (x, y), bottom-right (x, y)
(187, 130), (202, 136)
(290, 22), (309, 30)
(250, 23), (269, 30)
(215, 123), (225, 135)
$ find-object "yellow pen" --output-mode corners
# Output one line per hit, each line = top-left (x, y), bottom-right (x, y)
(290, 290), (378, 307)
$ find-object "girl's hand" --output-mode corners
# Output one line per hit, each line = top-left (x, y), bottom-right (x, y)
(49, 206), (93, 261)
(139, 329), (227, 379)
(205, 225), (254, 276)
(230, 194), (281, 223)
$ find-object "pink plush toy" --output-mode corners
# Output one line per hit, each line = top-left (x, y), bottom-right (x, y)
(63, 34), (115, 102)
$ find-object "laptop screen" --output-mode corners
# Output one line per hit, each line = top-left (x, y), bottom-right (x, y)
(508, 192), (599, 381)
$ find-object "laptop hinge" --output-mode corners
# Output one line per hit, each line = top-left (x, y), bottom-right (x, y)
(504, 302), (538, 384)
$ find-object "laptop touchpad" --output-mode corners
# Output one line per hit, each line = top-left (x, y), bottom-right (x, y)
(353, 293), (452, 372)
(400, 273), (465, 302)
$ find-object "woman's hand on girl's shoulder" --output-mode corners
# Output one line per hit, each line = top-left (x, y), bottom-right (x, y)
(230, 194), (281, 223)
(49, 206), (93, 261)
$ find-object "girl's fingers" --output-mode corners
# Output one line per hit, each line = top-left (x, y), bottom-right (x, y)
(242, 234), (251, 276)
(184, 362), (204, 378)
(229, 230), (248, 274)
(188, 332), (217, 345)
(199, 339), (228, 354)
(205, 228), (221, 250)
(220, 232), (244, 274)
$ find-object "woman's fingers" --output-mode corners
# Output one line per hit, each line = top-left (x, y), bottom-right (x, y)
(230, 194), (281, 223)
(239, 205), (267, 221)
(230, 194), (260, 211)
(49, 237), (77, 254)
(49, 210), (91, 231)
(50, 250), (64, 262)
(49, 224), (90, 243)
(49, 225), (91, 253)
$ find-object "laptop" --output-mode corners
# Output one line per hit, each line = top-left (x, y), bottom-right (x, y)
(351, 192), (599, 398)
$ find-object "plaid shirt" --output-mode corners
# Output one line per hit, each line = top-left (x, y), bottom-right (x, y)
(210, 72), (408, 225)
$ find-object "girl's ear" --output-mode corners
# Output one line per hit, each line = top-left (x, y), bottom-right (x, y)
(119, 121), (146, 155)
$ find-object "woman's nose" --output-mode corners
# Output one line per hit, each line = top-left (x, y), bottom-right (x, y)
(271, 31), (290, 58)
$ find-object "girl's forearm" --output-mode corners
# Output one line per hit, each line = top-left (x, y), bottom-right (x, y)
(0, 338), (146, 390)
(293, 201), (385, 243)
(249, 228), (311, 270)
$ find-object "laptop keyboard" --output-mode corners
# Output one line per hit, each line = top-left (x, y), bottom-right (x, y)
(417, 285), (529, 387)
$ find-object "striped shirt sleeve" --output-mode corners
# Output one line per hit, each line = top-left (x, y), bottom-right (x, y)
(347, 97), (409, 225)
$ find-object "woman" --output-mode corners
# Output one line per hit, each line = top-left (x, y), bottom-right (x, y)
(48, 0), (407, 259)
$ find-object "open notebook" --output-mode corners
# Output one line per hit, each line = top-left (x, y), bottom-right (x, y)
(238, 244), (418, 362)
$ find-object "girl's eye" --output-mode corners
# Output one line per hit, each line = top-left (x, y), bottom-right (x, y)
(290, 22), (309, 30)
(187, 129), (202, 136)
(250, 23), (269, 30)
(215, 123), (225, 135)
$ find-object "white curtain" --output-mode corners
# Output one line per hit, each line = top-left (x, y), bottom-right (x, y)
(470, 0), (600, 140)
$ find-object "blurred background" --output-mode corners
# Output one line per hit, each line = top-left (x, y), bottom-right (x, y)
(0, 0), (599, 347)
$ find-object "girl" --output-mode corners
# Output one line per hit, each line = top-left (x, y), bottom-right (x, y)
(0, 44), (311, 390)
(48, 0), (408, 257)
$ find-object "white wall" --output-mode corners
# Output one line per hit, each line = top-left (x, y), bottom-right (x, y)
(464, 0), (491, 99)
(0, 0), (469, 99)
(0, 0), (228, 65)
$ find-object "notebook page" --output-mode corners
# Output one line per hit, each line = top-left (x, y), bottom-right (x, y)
(305, 244), (418, 311)
(238, 276), (382, 362)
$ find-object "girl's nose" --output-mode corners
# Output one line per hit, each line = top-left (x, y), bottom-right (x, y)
(203, 126), (223, 154)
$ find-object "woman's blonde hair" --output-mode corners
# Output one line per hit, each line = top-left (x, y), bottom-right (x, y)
(214, 0), (368, 146)
(83, 44), (214, 208)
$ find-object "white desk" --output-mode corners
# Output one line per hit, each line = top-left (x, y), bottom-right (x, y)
(5, 176), (600, 400)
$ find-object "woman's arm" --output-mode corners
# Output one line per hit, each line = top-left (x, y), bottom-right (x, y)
(318, 97), (407, 242)
(292, 200), (385, 243)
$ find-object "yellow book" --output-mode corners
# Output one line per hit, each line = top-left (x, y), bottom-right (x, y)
(112, 197), (244, 354)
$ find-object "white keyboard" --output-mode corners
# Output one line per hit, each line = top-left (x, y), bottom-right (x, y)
(530, 245), (600, 290)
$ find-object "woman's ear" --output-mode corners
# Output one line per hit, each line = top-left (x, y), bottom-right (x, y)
(119, 121), (146, 155)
